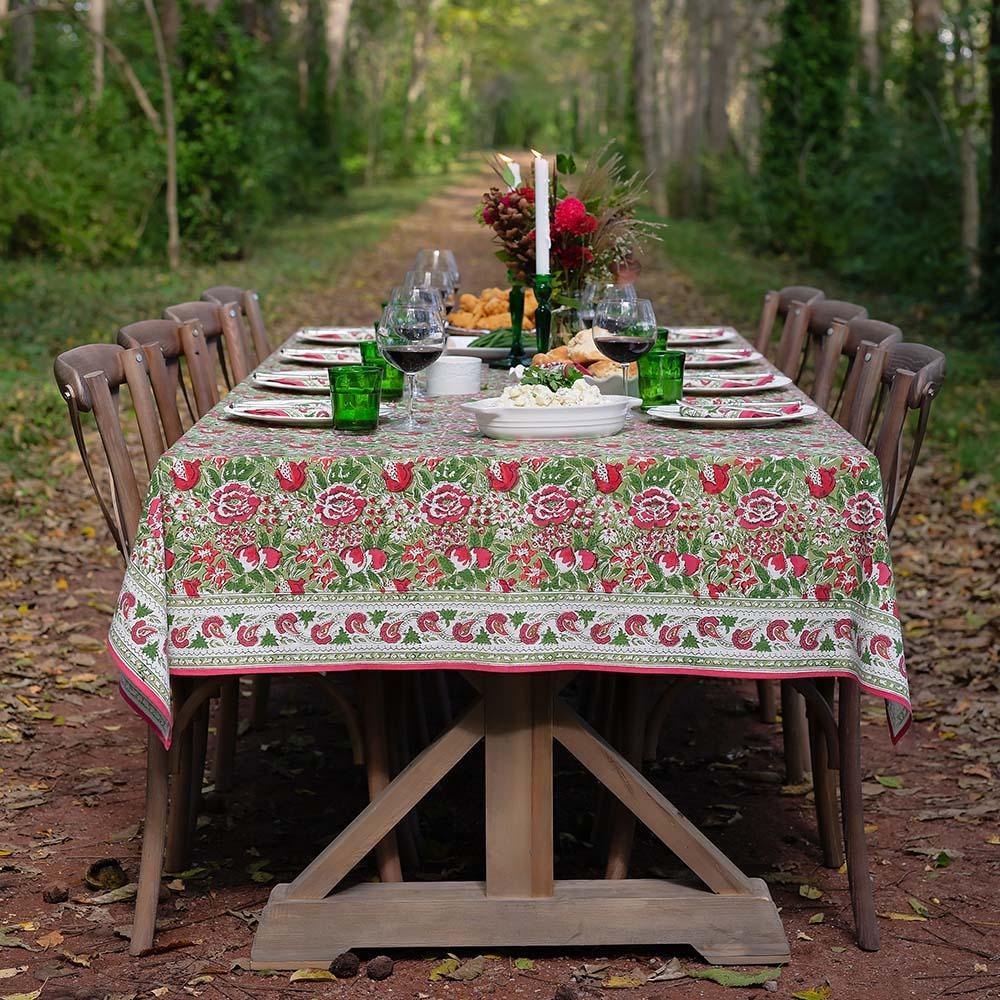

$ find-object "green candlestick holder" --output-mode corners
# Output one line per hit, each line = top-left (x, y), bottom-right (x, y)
(534, 274), (552, 355)
(507, 282), (526, 368)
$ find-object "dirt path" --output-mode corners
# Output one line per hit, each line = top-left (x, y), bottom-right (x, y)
(0, 168), (998, 1000)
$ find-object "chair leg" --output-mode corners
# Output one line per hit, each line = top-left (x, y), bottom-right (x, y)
(130, 732), (169, 956)
(386, 675), (420, 872)
(808, 679), (843, 868)
(839, 678), (879, 950)
(642, 677), (689, 762)
(213, 677), (239, 793)
(781, 681), (810, 784)
(757, 680), (778, 724)
(164, 720), (193, 873)
(184, 704), (209, 863)
(590, 674), (618, 852)
(250, 676), (271, 729)
(605, 675), (647, 878)
(361, 672), (403, 883)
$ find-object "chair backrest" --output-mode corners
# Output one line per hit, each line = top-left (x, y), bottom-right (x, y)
(840, 340), (946, 532)
(164, 300), (252, 385)
(828, 317), (903, 420)
(755, 285), (824, 354)
(54, 344), (167, 559)
(118, 318), (222, 431)
(787, 298), (868, 383)
(202, 285), (270, 363)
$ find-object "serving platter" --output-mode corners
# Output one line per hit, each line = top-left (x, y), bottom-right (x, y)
(446, 335), (509, 361)
(462, 395), (641, 440)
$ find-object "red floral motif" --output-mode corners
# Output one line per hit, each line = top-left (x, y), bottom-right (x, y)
(209, 482), (260, 525)
(699, 463), (730, 494)
(420, 482), (473, 525)
(486, 460), (519, 491)
(629, 487), (680, 529)
(843, 492), (885, 533)
(315, 484), (366, 526)
(181, 578), (200, 597)
(762, 553), (809, 579)
(655, 551), (699, 577)
(806, 467), (837, 498)
(382, 461), (414, 492)
(863, 556), (892, 586)
(526, 485), (578, 526)
(734, 489), (788, 530)
(554, 196), (598, 236)
(170, 459), (201, 490)
(593, 463), (624, 493)
(275, 460), (307, 492)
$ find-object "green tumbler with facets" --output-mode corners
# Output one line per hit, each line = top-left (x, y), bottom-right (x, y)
(638, 349), (685, 409)
(329, 365), (382, 432)
(361, 338), (404, 400)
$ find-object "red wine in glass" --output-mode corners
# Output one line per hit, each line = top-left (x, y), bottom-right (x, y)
(593, 334), (655, 364)
(383, 343), (443, 373)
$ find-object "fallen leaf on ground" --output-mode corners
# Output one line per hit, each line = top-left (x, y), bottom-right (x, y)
(648, 958), (685, 982)
(36, 930), (63, 949)
(603, 973), (645, 988)
(1, 991), (42, 1000)
(878, 911), (927, 922)
(289, 970), (334, 982)
(796, 931), (813, 941)
(792, 987), (832, 1000)
(809, 913), (825, 924)
(687, 967), (782, 987)
(908, 897), (930, 917)
(874, 775), (903, 788)
(429, 958), (460, 981)
(0, 971), (26, 981)
(513, 958), (534, 971)
(0, 934), (32, 952)
(799, 884), (823, 899)
(81, 883), (137, 904)
(444, 955), (485, 981)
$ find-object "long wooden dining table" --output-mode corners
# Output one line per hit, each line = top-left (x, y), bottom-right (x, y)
(108, 330), (909, 968)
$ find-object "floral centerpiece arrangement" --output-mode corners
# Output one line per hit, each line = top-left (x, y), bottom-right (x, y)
(477, 145), (660, 305)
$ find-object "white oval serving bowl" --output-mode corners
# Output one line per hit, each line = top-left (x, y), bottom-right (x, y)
(461, 395), (641, 440)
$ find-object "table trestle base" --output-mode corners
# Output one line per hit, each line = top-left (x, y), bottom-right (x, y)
(249, 673), (789, 968)
(250, 877), (789, 969)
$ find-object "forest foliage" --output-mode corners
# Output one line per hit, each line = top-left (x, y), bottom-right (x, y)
(1, 0), (998, 331)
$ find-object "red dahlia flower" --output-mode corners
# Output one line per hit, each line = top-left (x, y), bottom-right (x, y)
(554, 197), (598, 236)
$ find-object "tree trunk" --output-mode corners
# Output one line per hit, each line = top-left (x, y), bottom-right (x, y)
(908, 0), (943, 100)
(983, 0), (1000, 316)
(955, 12), (980, 291)
(680, 0), (704, 214)
(324, 0), (352, 99)
(160, 0), (180, 63)
(90, 0), (105, 100)
(11, 0), (34, 92)
(706, 0), (731, 153)
(402, 0), (439, 146)
(143, 0), (180, 270)
(859, 0), (879, 95)
(633, 0), (666, 214)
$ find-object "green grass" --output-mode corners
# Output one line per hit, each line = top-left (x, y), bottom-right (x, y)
(654, 216), (1000, 488)
(0, 165), (472, 483)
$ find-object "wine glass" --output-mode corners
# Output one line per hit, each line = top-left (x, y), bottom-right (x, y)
(377, 303), (444, 430)
(594, 296), (656, 414)
(414, 249), (460, 291)
(406, 268), (459, 310)
(392, 283), (447, 324)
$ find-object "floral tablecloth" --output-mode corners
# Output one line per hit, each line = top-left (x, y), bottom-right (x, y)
(108, 337), (910, 746)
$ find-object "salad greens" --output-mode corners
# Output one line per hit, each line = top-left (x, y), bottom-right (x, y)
(519, 363), (583, 392)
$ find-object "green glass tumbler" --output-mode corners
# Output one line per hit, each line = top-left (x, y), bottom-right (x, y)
(329, 365), (382, 432)
(360, 339), (404, 400)
(638, 349), (686, 409)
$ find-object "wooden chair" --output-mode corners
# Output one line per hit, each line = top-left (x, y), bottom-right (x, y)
(163, 300), (253, 387)
(755, 285), (825, 357)
(801, 339), (946, 950)
(53, 343), (222, 955)
(829, 318), (905, 426)
(202, 284), (271, 364)
(785, 298), (868, 387)
(117, 319), (220, 425)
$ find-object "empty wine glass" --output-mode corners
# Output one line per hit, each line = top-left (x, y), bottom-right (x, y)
(377, 303), (444, 430)
(406, 269), (458, 311)
(594, 296), (656, 416)
(414, 249), (460, 290)
(392, 283), (446, 323)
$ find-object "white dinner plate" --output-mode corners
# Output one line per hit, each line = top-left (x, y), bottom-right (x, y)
(253, 369), (329, 393)
(647, 398), (817, 427)
(446, 323), (492, 337)
(666, 327), (737, 347)
(279, 346), (363, 367)
(225, 397), (332, 426)
(683, 370), (792, 395)
(683, 347), (763, 368)
(462, 395), (641, 440)
(296, 327), (376, 345)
